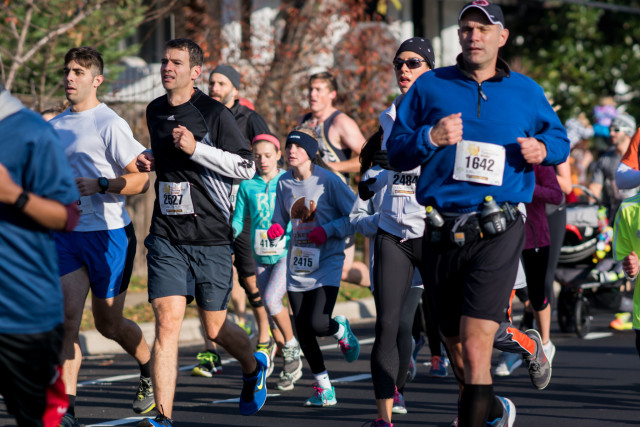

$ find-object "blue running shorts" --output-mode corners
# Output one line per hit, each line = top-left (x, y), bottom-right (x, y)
(55, 225), (134, 299)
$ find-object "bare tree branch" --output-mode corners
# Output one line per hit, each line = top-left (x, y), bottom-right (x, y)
(5, 0), (106, 90)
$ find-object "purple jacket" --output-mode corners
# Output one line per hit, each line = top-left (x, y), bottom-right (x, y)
(524, 164), (563, 250)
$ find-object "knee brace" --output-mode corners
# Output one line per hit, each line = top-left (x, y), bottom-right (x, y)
(247, 291), (264, 308)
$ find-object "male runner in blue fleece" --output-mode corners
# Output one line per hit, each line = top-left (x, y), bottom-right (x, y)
(387, 2), (569, 426)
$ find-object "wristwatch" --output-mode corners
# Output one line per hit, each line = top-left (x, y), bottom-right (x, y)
(13, 190), (29, 211)
(97, 177), (110, 194)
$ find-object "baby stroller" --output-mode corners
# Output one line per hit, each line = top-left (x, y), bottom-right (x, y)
(554, 186), (625, 338)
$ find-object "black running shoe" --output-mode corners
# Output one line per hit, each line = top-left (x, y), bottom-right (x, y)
(59, 413), (80, 427)
(132, 375), (156, 414)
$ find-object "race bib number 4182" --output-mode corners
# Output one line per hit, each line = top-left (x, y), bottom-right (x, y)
(452, 140), (505, 186)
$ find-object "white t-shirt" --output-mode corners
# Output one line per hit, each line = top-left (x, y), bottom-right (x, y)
(50, 103), (145, 231)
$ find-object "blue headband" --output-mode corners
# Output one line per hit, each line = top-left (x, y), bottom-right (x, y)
(285, 131), (318, 161)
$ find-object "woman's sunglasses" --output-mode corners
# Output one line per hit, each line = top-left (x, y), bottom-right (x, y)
(393, 58), (427, 70)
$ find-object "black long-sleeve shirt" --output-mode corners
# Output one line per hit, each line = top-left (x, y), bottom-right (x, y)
(147, 88), (255, 245)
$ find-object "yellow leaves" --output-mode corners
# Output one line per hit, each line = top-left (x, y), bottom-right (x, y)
(376, 0), (402, 16)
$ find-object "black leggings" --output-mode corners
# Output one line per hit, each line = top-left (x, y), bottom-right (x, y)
(288, 286), (339, 375)
(371, 229), (425, 400)
(411, 295), (444, 358)
(545, 207), (566, 308)
(636, 330), (640, 359)
(397, 287), (423, 394)
(522, 246), (551, 311)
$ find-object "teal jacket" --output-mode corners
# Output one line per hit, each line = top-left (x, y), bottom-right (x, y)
(233, 170), (290, 264)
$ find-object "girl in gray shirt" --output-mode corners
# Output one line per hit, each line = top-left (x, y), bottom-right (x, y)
(267, 129), (359, 407)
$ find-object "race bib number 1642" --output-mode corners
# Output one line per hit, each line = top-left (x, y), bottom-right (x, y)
(452, 140), (505, 186)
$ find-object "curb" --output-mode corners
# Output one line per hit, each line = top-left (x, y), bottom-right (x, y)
(79, 297), (376, 355)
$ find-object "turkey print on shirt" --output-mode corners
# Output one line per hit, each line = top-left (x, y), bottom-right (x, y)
(290, 197), (318, 246)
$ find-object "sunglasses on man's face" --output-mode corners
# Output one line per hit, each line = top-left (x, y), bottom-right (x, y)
(393, 58), (427, 71)
(611, 127), (621, 133)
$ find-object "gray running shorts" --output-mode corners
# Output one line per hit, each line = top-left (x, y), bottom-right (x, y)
(145, 233), (233, 311)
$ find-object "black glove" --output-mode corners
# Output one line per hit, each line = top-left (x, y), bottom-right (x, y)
(358, 177), (377, 201)
(373, 150), (394, 171)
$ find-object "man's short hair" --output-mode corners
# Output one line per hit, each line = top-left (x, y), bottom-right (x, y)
(309, 72), (338, 93)
(164, 38), (204, 68)
(64, 47), (104, 76)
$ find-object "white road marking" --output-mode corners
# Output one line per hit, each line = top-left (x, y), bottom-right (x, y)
(583, 332), (613, 340)
(78, 373), (140, 386)
(332, 373), (372, 383)
(79, 338), (377, 387)
(79, 364), (203, 386)
(211, 393), (281, 404)
(85, 417), (145, 426)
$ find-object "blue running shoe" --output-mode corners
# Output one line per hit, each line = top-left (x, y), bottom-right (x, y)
(334, 315), (359, 362)
(429, 355), (448, 378)
(137, 414), (173, 427)
(239, 351), (268, 415)
(487, 396), (516, 427)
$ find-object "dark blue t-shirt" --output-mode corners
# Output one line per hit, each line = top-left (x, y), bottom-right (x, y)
(0, 105), (79, 334)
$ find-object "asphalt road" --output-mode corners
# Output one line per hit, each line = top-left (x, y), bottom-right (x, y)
(1, 314), (639, 426)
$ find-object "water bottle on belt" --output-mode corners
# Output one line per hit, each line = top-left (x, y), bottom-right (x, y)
(480, 196), (507, 235)
(426, 206), (444, 243)
(426, 206), (444, 227)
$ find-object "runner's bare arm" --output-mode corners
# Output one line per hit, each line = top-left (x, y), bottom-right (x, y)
(328, 114), (366, 174)
(74, 158), (150, 196)
(0, 162), (75, 231)
(109, 159), (150, 195)
(555, 159), (572, 195)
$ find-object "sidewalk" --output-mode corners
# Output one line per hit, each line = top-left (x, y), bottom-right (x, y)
(79, 292), (376, 355)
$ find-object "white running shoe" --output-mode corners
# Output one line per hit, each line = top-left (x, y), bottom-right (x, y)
(543, 340), (556, 366)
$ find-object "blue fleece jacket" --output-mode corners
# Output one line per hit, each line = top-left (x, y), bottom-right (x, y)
(387, 61), (570, 213)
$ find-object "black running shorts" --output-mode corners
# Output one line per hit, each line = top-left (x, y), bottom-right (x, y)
(0, 324), (64, 426)
(423, 217), (525, 337)
(145, 233), (233, 311)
